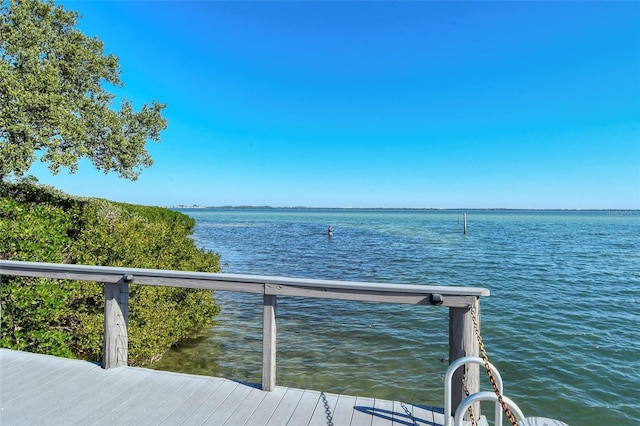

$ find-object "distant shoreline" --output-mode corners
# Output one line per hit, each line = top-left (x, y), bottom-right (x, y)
(168, 205), (640, 213)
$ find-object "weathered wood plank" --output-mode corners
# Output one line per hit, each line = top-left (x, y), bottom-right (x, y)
(351, 396), (375, 426)
(157, 378), (228, 425)
(138, 375), (215, 425)
(413, 403), (438, 426)
(91, 371), (204, 426)
(0, 349), (447, 426)
(244, 386), (289, 426)
(200, 382), (256, 425)
(216, 385), (270, 425)
(71, 367), (178, 424)
(175, 379), (240, 424)
(372, 398), (396, 426)
(0, 359), (142, 425)
(27, 368), (140, 425)
(0, 349), (31, 371)
(2, 367), (102, 419)
(332, 394), (359, 425)
(263, 387), (306, 426)
(0, 360), (67, 398)
(280, 389), (323, 425)
(64, 369), (153, 424)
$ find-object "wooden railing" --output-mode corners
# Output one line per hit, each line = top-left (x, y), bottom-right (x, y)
(0, 259), (489, 411)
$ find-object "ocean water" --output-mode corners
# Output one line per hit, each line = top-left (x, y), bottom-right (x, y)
(152, 209), (640, 425)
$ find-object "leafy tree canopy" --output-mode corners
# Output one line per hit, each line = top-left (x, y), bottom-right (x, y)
(0, 0), (167, 181)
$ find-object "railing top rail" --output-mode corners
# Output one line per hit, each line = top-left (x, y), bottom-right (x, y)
(0, 260), (489, 296)
(0, 260), (489, 307)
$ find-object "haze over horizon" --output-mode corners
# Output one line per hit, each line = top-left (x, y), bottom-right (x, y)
(27, 1), (640, 210)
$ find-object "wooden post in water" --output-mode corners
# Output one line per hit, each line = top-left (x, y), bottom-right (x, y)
(103, 275), (131, 368)
(463, 213), (467, 235)
(262, 294), (277, 391)
(449, 298), (480, 418)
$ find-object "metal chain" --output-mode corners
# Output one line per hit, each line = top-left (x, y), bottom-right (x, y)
(464, 379), (477, 426)
(320, 392), (334, 426)
(470, 306), (518, 426)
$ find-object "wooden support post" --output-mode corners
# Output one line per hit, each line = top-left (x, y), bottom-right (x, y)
(103, 276), (131, 369)
(262, 294), (277, 391)
(449, 298), (480, 418)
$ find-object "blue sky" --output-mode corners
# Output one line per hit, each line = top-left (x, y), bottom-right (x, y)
(29, 1), (640, 209)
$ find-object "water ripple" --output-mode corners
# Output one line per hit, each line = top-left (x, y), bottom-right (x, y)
(153, 209), (640, 425)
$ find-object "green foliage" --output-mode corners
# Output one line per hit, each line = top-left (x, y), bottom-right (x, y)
(1, 277), (75, 357)
(0, 181), (221, 365)
(70, 199), (221, 364)
(0, 0), (167, 180)
(0, 196), (72, 261)
(0, 180), (77, 354)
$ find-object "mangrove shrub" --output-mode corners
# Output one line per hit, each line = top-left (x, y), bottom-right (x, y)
(0, 180), (221, 365)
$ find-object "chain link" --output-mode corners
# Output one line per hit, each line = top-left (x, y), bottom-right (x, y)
(464, 378), (477, 426)
(320, 392), (334, 426)
(470, 305), (518, 426)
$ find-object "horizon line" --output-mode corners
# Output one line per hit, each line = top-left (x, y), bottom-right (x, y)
(166, 205), (640, 212)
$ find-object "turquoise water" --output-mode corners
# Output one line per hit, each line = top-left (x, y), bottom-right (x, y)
(152, 209), (640, 425)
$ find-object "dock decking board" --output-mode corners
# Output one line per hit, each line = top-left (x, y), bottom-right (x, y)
(0, 349), (443, 426)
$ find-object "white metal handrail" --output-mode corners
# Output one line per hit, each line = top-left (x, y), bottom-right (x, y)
(445, 356), (505, 426)
(453, 392), (526, 426)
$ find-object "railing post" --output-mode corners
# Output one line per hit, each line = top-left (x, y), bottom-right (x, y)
(449, 298), (480, 417)
(262, 294), (277, 391)
(103, 275), (131, 368)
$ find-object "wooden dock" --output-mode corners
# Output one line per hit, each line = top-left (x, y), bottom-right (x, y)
(0, 260), (490, 425)
(0, 348), (444, 425)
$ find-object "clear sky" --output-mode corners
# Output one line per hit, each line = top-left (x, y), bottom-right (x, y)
(29, 1), (640, 209)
